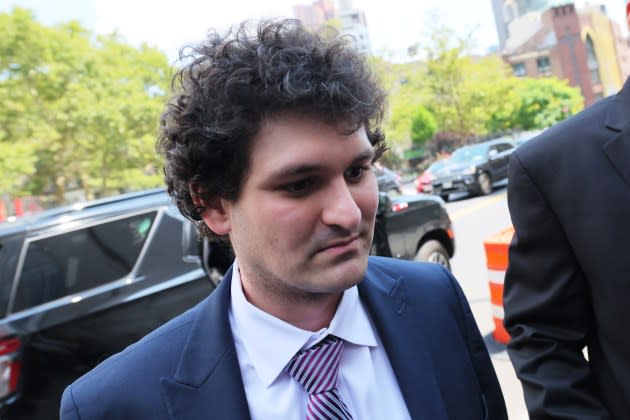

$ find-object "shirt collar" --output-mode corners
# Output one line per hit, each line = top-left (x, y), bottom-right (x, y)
(229, 259), (377, 388)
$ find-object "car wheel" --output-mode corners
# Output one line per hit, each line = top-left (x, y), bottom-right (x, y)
(478, 172), (493, 195)
(415, 239), (451, 271)
(440, 194), (449, 202)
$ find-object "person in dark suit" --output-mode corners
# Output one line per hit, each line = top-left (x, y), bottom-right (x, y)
(504, 5), (630, 418)
(61, 19), (506, 420)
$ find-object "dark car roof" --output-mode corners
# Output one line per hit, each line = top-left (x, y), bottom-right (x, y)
(449, 138), (515, 158)
(0, 188), (170, 239)
(460, 137), (514, 150)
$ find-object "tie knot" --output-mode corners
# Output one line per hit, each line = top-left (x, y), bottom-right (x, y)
(286, 335), (345, 395)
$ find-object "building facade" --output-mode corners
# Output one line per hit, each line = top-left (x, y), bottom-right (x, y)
(338, 7), (371, 52)
(292, 0), (371, 52)
(493, 0), (561, 49)
(292, 0), (336, 27)
(500, 3), (630, 106)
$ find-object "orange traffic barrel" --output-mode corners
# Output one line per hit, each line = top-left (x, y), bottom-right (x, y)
(483, 226), (514, 345)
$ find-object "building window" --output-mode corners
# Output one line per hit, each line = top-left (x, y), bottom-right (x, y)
(585, 35), (601, 84)
(536, 56), (551, 75)
(512, 62), (526, 77)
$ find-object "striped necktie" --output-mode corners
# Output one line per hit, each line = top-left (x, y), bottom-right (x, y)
(285, 335), (353, 420)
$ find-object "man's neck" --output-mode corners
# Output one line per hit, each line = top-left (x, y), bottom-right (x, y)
(239, 273), (343, 332)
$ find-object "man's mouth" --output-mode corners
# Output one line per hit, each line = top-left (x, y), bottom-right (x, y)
(317, 235), (361, 256)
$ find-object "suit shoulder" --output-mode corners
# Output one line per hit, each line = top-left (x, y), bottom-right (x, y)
(365, 257), (471, 339)
(517, 96), (613, 161)
(367, 257), (459, 298)
(66, 301), (201, 402)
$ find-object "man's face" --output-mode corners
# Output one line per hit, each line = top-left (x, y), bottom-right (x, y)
(218, 114), (378, 303)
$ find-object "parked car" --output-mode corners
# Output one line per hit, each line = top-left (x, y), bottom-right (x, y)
(431, 138), (515, 201)
(415, 159), (448, 193)
(514, 128), (545, 147)
(370, 193), (454, 269)
(0, 188), (214, 419)
(0, 187), (454, 418)
(374, 165), (401, 195)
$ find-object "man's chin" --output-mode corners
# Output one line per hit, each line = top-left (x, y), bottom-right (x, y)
(326, 253), (369, 286)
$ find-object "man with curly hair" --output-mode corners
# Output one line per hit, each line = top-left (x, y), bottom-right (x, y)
(60, 19), (507, 420)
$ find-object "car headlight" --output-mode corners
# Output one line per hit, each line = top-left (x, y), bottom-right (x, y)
(462, 165), (476, 175)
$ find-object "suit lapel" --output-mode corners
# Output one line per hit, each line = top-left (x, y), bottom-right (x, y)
(358, 262), (449, 420)
(603, 128), (630, 188)
(161, 267), (251, 420)
(603, 78), (630, 187)
(160, 261), (454, 419)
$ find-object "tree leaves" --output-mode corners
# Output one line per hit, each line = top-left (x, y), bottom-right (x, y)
(371, 23), (584, 160)
(410, 106), (436, 146)
(487, 77), (583, 132)
(0, 7), (171, 203)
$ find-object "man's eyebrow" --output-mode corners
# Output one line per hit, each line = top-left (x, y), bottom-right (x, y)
(353, 148), (376, 164)
(268, 164), (324, 181)
(267, 148), (376, 181)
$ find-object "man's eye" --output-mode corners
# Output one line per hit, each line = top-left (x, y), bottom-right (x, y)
(282, 179), (313, 195)
(345, 166), (370, 182)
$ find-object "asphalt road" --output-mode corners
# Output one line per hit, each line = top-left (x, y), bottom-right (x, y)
(402, 183), (529, 419)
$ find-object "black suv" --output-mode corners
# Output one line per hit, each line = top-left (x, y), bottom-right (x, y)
(371, 193), (454, 269)
(0, 189), (214, 419)
(431, 138), (515, 201)
(374, 165), (401, 195)
(0, 188), (454, 418)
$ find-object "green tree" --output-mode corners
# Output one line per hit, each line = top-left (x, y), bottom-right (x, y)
(0, 7), (171, 203)
(422, 26), (513, 139)
(488, 77), (583, 131)
(369, 19), (583, 160)
(369, 56), (429, 151)
(410, 105), (436, 147)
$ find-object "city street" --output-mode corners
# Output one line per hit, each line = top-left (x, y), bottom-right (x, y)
(447, 189), (528, 420)
(402, 184), (528, 419)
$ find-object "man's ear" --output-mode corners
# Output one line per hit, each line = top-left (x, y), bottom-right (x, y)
(191, 188), (231, 236)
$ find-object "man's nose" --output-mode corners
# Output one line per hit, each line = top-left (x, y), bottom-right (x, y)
(320, 180), (362, 230)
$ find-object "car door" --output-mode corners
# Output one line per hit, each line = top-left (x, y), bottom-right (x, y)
(5, 207), (213, 419)
(489, 142), (514, 181)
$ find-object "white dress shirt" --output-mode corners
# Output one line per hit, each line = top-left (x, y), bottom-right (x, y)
(228, 259), (411, 420)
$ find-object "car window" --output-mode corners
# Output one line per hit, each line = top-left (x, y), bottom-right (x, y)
(427, 160), (447, 172)
(11, 212), (156, 312)
(450, 144), (487, 163)
(495, 143), (514, 152)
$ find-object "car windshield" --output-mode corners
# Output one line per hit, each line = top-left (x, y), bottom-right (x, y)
(427, 160), (447, 173)
(449, 145), (487, 164)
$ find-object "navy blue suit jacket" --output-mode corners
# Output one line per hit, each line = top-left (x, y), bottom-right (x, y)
(60, 257), (507, 419)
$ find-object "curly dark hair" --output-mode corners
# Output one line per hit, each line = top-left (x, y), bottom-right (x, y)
(157, 19), (387, 240)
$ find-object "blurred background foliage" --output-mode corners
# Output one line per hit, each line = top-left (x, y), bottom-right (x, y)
(374, 23), (583, 168)
(0, 8), (583, 205)
(0, 7), (169, 203)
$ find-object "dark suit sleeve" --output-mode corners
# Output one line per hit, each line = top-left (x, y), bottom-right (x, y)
(445, 267), (508, 420)
(504, 153), (609, 419)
